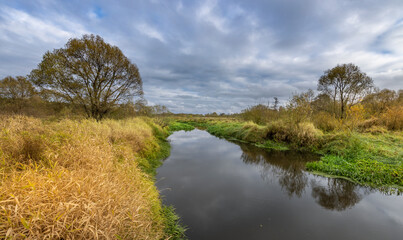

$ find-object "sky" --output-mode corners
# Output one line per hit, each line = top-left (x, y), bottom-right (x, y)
(1, 0), (403, 114)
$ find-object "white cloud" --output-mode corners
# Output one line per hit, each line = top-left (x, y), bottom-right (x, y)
(136, 23), (166, 43)
(87, 10), (98, 20)
(376, 21), (403, 55)
(0, 7), (86, 44)
(0, 6), (88, 78)
(197, 0), (228, 33)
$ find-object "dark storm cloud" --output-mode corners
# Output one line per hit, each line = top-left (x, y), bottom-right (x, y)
(1, 0), (403, 113)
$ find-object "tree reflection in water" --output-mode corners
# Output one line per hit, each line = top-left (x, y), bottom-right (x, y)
(239, 143), (315, 197)
(238, 142), (366, 210)
(311, 179), (363, 211)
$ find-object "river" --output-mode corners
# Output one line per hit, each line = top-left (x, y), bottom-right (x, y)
(156, 129), (403, 240)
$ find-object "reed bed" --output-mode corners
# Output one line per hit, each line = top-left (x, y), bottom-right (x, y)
(0, 115), (167, 239)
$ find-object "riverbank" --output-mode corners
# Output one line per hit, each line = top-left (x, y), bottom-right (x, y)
(0, 115), (185, 239)
(169, 118), (403, 192)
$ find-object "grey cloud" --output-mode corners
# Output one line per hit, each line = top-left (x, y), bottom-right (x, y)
(1, 0), (403, 114)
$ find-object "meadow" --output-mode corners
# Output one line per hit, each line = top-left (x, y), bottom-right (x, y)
(1, 44), (402, 238)
(0, 87), (401, 239)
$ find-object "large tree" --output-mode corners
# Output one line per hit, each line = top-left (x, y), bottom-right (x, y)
(318, 63), (373, 119)
(30, 34), (143, 120)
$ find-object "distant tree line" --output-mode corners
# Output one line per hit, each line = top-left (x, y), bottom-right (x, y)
(238, 63), (402, 131)
(1, 37), (401, 129)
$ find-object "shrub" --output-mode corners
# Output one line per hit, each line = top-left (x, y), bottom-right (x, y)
(265, 121), (293, 143)
(363, 125), (389, 135)
(266, 121), (323, 148)
(241, 104), (277, 124)
(313, 112), (340, 131)
(358, 117), (381, 130)
(295, 122), (323, 147)
(381, 106), (403, 130)
(241, 121), (269, 142)
(345, 104), (366, 131)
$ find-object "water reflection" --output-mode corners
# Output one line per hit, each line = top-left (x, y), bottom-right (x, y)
(311, 179), (362, 211)
(238, 142), (364, 209)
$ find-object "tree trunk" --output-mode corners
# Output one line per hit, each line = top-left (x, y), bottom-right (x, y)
(340, 96), (345, 119)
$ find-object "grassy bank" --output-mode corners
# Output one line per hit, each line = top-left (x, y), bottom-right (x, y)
(0, 115), (185, 239)
(307, 132), (403, 193)
(166, 121), (195, 133)
(173, 118), (402, 191)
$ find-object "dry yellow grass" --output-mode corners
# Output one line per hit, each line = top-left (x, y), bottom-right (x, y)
(0, 115), (166, 239)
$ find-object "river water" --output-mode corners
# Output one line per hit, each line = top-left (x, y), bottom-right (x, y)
(156, 129), (403, 240)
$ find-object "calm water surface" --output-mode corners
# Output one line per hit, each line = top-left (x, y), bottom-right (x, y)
(156, 130), (403, 240)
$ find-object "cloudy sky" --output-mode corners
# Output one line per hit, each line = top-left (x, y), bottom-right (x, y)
(1, 0), (403, 113)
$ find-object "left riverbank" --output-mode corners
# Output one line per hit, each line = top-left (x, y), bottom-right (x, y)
(0, 115), (185, 239)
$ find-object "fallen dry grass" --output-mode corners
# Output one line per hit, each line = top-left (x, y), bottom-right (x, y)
(0, 115), (166, 239)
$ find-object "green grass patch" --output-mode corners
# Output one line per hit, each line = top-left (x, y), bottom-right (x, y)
(307, 132), (403, 190)
(135, 119), (171, 176)
(141, 119), (188, 239)
(168, 121), (195, 132)
(306, 155), (403, 191)
(161, 206), (187, 240)
(137, 138), (171, 176)
(255, 140), (289, 151)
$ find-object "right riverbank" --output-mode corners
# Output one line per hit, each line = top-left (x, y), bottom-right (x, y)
(167, 118), (402, 192)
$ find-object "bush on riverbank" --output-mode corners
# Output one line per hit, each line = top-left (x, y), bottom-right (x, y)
(185, 119), (323, 150)
(0, 115), (183, 239)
